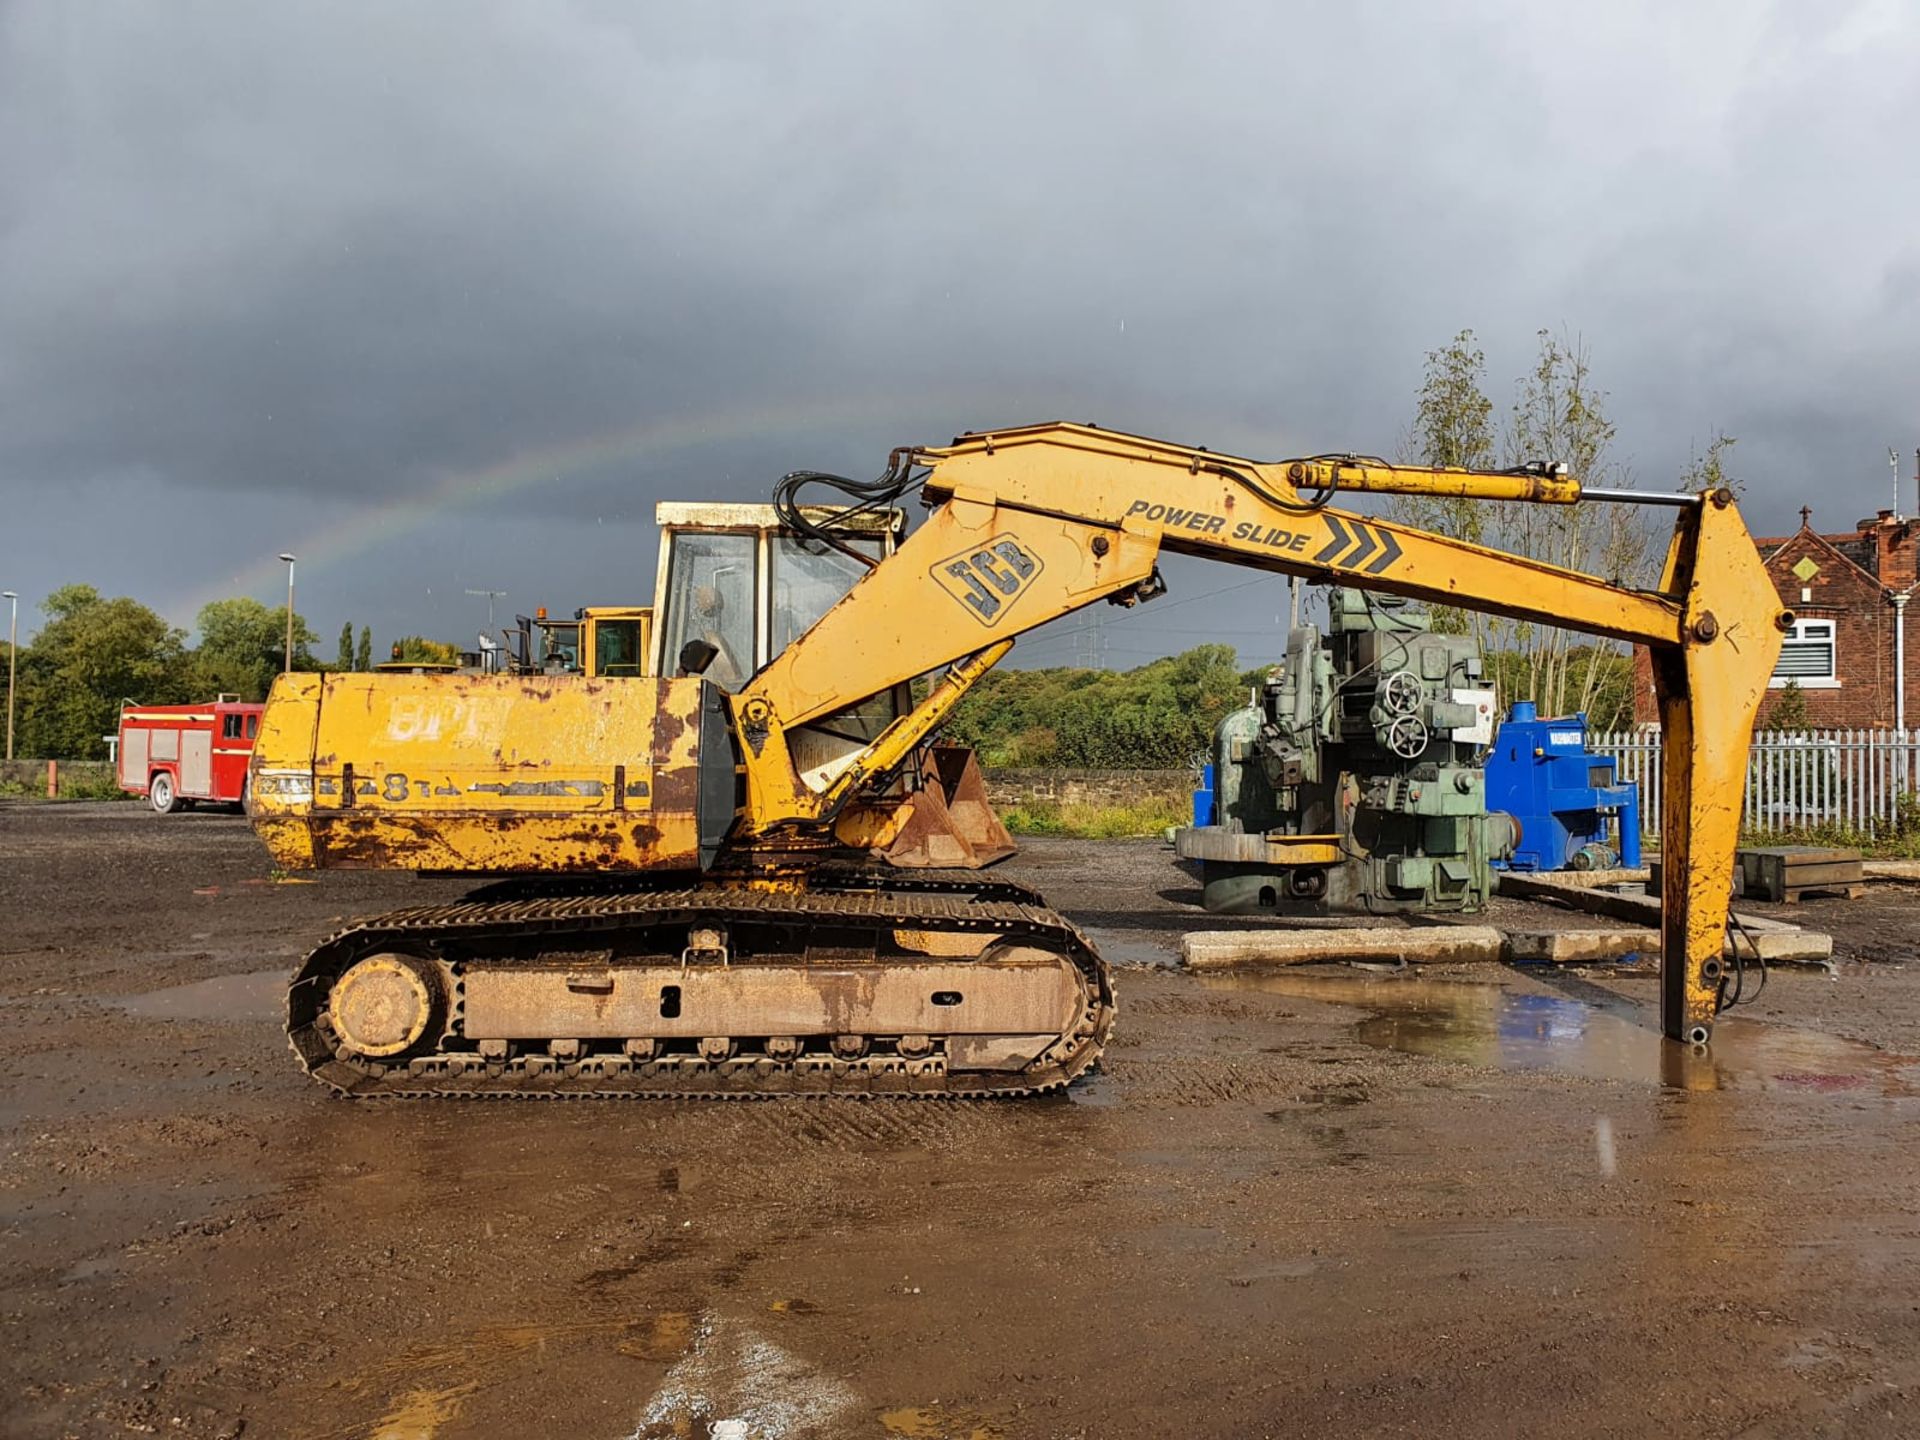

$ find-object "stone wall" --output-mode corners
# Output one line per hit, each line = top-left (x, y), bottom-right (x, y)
(983, 766), (1193, 811)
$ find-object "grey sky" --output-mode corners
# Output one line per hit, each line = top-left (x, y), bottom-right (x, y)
(3, 0), (1916, 667)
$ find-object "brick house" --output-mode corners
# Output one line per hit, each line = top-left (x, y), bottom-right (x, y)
(1631, 507), (1920, 729)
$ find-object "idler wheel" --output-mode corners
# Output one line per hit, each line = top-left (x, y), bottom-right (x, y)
(327, 953), (441, 1058)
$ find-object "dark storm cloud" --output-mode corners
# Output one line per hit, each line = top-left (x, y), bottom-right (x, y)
(2, 0), (1917, 652)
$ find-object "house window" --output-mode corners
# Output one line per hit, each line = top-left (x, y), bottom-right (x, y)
(1771, 618), (1838, 688)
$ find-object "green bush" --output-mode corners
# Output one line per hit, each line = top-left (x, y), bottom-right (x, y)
(62, 767), (133, 800)
(947, 645), (1257, 770)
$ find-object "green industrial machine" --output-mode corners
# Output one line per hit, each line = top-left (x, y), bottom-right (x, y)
(1175, 588), (1513, 915)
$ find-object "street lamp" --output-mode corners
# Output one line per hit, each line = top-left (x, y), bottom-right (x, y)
(278, 554), (296, 675)
(3, 590), (16, 762)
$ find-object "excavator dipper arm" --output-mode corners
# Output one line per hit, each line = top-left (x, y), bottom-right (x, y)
(735, 422), (1789, 1045)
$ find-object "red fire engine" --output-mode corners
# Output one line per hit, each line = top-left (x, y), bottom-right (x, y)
(116, 696), (264, 813)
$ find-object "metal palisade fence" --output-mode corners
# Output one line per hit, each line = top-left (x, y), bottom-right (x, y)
(1590, 728), (1920, 839)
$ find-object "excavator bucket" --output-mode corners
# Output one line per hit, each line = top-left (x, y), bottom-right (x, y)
(879, 744), (1017, 868)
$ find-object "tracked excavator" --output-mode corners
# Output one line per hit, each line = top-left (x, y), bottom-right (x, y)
(248, 423), (1787, 1097)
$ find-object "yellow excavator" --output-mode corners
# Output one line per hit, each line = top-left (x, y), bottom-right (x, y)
(249, 422), (1787, 1097)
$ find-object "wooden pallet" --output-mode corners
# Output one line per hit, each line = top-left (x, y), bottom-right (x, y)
(1737, 846), (1864, 904)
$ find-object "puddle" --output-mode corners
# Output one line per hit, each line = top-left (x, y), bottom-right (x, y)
(1204, 970), (1920, 1094)
(880, 1404), (1008, 1439)
(372, 1383), (478, 1440)
(113, 968), (284, 1023)
(616, 1311), (697, 1362)
(1081, 929), (1177, 968)
(1067, 1078), (1123, 1109)
(61, 1253), (121, 1285)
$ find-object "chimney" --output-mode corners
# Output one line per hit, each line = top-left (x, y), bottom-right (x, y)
(1871, 509), (1919, 591)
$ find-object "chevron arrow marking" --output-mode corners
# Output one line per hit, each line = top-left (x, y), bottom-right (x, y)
(1365, 527), (1403, 574)
(1311, 516), (1405, 573)
(1314, 514), (1351, 564)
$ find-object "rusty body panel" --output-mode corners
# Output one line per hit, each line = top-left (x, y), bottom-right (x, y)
(250, 671), (723, 874)
(461, 948), (1082, 1043)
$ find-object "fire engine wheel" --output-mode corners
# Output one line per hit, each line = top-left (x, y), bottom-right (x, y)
(148, 771), (178, 815)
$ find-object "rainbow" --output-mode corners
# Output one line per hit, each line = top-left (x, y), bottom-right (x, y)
(168, 397), (931, 625)
(169, 395), (1300, 628)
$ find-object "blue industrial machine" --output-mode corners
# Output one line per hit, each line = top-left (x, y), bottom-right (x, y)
(1192, 762), (1216, 828)
(1484, 702), (1641, 871)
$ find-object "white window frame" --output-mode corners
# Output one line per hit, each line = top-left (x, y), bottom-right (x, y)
(1770, 617), (1839, 689)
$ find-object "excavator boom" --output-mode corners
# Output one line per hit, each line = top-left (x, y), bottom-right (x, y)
(733, 423), (1785, 1044)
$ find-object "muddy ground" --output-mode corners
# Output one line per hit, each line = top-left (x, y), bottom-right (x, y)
(4, 803), (1920, 1439)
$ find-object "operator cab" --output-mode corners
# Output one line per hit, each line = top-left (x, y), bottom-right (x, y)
(509, 607), (653, 678)
(533, 610), (580, 672)
(651, 501), (908, 789)
(584, 607), (652, 678)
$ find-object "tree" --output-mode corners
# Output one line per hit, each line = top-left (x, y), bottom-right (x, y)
(1391, 329), (1496, 635)
(355, 625), (372, 672)
(946, 644), (1249, 768)
(14, 585), (192, 758)
(1395, 327), (1655, 720)
(1496, 328), (1652, 720)
(337, 621), (354, 671)
(389, 636), (461, 665)
(1760, 678), (1810, 734)
(192, 597), (320, 700)
(1679, 432), (1740, 496)
(1410, 328), (1497, 470)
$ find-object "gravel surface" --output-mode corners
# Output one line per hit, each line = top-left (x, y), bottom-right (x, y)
(4, 803), (1919, 1438)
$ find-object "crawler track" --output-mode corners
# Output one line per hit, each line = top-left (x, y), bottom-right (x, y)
(287, 871), (1114, 1098)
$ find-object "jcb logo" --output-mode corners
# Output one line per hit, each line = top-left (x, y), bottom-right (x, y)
(933, 534), (1044, 625)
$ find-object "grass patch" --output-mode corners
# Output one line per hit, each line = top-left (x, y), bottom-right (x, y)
(0, 764), (133, 801)
(999, 795), (1189, 840)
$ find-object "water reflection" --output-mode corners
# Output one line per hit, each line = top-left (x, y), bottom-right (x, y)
(1202, 970), (1919, 1095)
(113, 968), (285, 1021)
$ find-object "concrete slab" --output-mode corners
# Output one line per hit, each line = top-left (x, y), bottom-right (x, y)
(1494, 871), (1834, 966)
(1503, 928), (1656, 964)
(1500, 867), (1651, 889)
(1181, 925), (1504, 970)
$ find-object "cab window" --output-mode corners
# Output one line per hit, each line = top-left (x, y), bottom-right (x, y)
(660, 533), (755, 692)
(222, 714), (243, 740)
(593, 620), (646, 677)
(245, 715), (258, 739)
(771, 535), (884, 653)
(541, 624), (581, 671)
